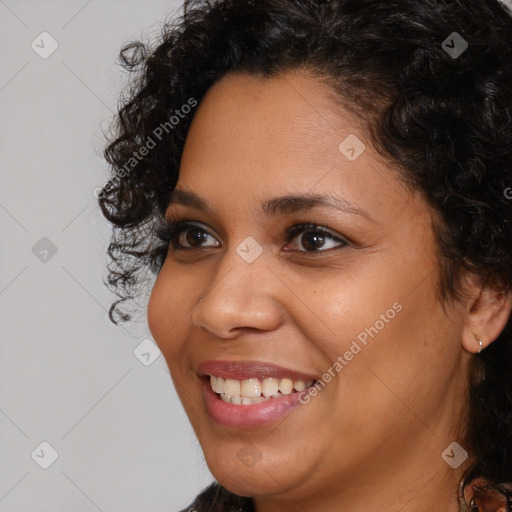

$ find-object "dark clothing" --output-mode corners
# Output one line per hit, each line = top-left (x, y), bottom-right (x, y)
(181, 480), (512, 512)
(180, 482), (254, 512)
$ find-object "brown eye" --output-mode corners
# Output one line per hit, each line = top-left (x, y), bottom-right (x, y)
(179, 226), (210, 247)
(161, 221), (220, 250)
(299, 231), (328, 251)
(284, 223), (348, 253)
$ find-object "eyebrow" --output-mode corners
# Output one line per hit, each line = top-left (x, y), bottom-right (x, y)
(166, 188), (373, 221)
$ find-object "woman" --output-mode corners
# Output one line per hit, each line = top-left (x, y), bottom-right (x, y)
(98, 0), (512, 510)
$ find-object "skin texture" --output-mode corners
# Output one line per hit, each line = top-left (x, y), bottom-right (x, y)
(147, 69), (512, 512)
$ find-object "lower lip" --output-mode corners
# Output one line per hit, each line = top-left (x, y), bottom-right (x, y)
(202, 379), (307, 428)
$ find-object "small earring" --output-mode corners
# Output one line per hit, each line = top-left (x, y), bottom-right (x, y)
(473, 333), (484, 353)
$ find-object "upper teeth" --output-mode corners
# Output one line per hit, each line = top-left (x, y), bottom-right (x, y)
(210, 375), (314, 399)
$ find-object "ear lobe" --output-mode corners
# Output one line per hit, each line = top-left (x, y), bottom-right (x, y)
(461, 278), (512, 354)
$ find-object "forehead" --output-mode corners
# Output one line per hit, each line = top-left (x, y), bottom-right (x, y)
(175, 69), (416, 224)
(184, 69), (350, 161)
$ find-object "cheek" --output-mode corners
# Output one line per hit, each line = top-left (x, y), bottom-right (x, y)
(291, 259), (456, 409)
(147, 267), (188, 361)
(286, 265), (402, 365)
(147, 273), (168, 344)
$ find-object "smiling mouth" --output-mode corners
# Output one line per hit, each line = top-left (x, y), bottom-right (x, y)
(208, 375), (317, 405)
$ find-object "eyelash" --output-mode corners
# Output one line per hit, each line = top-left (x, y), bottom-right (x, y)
(155, 219), (349, 254)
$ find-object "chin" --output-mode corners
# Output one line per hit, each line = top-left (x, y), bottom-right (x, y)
(200, 439), (308, 498)
(213, 463), (296, 498)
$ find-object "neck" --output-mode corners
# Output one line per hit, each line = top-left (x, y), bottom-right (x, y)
(251, 460), (465, 512)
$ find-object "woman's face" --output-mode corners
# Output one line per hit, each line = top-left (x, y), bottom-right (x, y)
(148, 70), (473, 509)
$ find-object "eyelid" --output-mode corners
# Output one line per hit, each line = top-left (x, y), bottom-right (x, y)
(163, 213), (221, 237)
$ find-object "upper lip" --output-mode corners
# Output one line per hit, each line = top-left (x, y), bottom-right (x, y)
(197, 360), (319, 382)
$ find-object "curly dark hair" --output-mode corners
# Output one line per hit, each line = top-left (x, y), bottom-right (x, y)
(99, 0), (512, 510)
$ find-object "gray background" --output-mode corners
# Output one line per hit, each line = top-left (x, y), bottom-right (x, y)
(0, 1), (213, 511)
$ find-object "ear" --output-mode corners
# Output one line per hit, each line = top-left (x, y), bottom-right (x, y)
(461, 274), (512, 354)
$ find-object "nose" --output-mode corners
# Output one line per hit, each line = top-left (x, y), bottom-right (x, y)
(190, 249), (283, 339)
